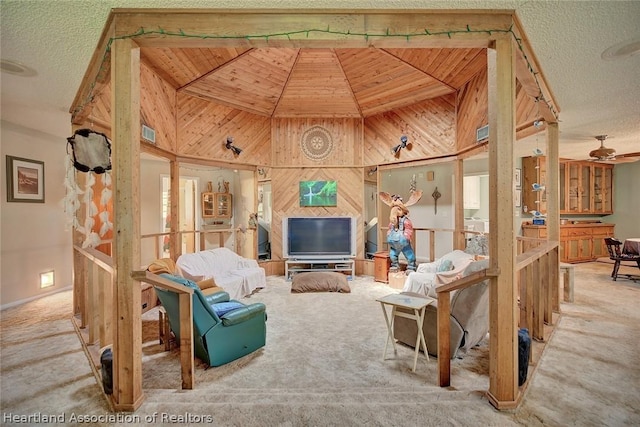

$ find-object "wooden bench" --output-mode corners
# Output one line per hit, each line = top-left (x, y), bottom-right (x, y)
(559, 263), (574, 303)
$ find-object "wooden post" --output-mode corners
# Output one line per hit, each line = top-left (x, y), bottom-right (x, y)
(487, 34), (519, 409)
(111, 37), (144, 411)
(453, 159), (465, 250)
(546, 123), (561, 312)
(437, 293), (451, 386)
(170, 160), (180, 260)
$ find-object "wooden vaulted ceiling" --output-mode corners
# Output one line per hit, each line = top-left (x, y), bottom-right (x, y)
(141, 46), (487, 119)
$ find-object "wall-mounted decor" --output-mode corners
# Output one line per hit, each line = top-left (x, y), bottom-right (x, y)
(515, 168), (522, 188)
(6, 155), (45, 203)
(515, 189), (522, 207)
(300, 125), (334, 161)
(299, 180), (337, 207)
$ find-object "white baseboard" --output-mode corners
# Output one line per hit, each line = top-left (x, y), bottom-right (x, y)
(0, 285), (73, 311)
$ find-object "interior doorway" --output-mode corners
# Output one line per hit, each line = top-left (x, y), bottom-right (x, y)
(161, 175), (200, 257)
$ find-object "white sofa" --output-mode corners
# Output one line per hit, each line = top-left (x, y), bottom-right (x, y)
(402, 250), (475, 298)
(176, 247), (266, 300)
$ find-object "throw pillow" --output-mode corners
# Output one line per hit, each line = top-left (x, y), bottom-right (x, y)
(196, 277), (217, 290)
(212, 301), (245, 318)
(437, 259), (454, 272)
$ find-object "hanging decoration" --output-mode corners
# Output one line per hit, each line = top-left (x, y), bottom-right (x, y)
(63, 129), (113, 248)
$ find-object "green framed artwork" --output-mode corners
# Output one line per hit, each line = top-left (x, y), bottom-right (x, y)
(299, 180), (337, 207)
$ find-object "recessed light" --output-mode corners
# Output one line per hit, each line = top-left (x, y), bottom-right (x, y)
(601, 36), (640, 60)
(0, 59), (37, 76)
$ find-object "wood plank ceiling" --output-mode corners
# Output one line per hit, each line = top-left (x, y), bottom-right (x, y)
(141, 47), (487, 119)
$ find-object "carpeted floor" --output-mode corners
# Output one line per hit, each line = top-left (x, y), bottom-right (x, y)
(1, 262), (639, 426)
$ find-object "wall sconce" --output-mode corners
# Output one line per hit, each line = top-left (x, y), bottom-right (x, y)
(391, 135), (408, 156)
(40, 270), (55, 288)
(367, 166), (377, 176)
(225, 136), (243, 156)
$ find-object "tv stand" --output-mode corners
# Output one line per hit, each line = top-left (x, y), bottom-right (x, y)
(285, 259), (354, 280)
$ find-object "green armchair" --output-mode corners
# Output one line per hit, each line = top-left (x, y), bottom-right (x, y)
(156, 274), (266, 367)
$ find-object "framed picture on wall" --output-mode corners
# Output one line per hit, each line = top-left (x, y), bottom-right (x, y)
(515, 189), (522, 208)
(6, 155), (45, 203)
(515, 168), (522, 188)
(299, 180), (337, 207)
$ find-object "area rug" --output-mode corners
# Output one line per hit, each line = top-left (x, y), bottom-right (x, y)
(137, 275), (494, 423)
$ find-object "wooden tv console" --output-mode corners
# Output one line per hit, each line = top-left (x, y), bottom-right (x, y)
(285, 259), (355, 280)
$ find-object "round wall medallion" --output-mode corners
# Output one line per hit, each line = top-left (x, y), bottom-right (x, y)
(300, 126), (333, 161)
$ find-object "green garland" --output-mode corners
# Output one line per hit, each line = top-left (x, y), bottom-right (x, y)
(74, 25), (558, 121)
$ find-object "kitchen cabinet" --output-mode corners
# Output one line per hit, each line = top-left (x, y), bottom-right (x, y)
(524, 157), (613, 215)
(463, 175), (480, 209)
(202, 192), (232, 219)
(521, 223), (615, 263)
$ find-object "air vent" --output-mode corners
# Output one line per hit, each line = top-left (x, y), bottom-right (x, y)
(142, 124), (156, 144)
(476, 125), (489, 142)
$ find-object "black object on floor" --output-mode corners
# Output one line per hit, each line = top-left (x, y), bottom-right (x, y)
(518, 328), (531, 386)
(100, 348), (113, 395)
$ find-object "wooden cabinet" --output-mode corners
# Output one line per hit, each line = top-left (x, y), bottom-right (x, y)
(524, 157), (613, 215)
(373, 251), (391, 283)
(202, 192), (232, 219)
(522, 223), (615, 263)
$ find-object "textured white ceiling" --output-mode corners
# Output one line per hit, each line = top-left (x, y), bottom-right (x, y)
(1, 0), (639, 160)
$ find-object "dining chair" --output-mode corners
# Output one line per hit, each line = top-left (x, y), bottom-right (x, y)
(604, 237), (640, 281)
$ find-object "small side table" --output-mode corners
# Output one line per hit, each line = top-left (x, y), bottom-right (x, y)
(374, 251), (391, 283)
(376, 293), (435, 372)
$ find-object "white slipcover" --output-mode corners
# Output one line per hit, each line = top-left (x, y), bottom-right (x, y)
(176, 247), (266, 300)
(402, 250), (475, 298)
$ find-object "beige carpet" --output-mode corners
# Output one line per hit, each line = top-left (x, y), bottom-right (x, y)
(1, 262), (639, 426)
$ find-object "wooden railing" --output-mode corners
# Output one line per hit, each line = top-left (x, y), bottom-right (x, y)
(434, 238), (559, 388)
(131, 271), (195, 390)
(436, 268), (496, 387)
(72, 245), (114, 350)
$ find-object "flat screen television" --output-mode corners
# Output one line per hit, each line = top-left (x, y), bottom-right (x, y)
(283, 216), (356, 259)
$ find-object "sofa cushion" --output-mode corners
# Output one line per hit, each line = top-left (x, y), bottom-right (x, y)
(437, 259), (454, 272)
(211, 301), (246, 318)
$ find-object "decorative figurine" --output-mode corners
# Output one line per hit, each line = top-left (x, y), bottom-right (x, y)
(379, 190), (423, 273)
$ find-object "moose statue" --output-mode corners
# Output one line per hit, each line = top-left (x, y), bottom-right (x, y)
(379, 190), (423, 273)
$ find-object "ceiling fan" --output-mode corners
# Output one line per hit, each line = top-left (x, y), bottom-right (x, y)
(588, 135), (640, 164)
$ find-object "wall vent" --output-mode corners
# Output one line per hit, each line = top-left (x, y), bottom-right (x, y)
(476, 124), (489, 142)
(142, 124), (156, 144)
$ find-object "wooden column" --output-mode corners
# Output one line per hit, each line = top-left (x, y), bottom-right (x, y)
(487, 34), (519, 409)
(110, 37), (144, 411)
(546, 123), (561, 313)
(453, 159), (465, 250)
(170, 159), (180, 260)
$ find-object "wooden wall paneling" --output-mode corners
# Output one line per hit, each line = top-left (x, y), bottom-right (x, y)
(176, 94), (271, 164)
(274, 49), (360, 118)
(336, 48), (454, 117)
(456, 67), (488, 150)
(140, 62), (177, 152)
(272, 118), (362, 167)
(141, 47), (251, 88)
(363, 96), (456, 165)
(270, 167), (364, 260)
(182, 48), (299, 116)
(385, 47), (486, 90)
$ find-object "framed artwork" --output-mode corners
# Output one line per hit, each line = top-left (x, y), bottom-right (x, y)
(515, 168), (522, 188)
(6, 155), (45, 203)
(299, 180), (337, 207)
(515, 189), (522, 208)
